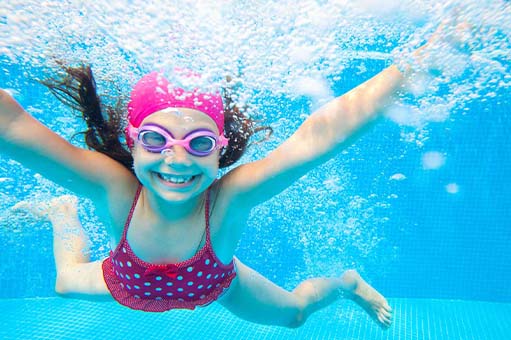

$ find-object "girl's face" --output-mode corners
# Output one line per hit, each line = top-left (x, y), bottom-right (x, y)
(132, 108), (222, 203)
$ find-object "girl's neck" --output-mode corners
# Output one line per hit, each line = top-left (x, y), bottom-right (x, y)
(142, 188), (206, 223)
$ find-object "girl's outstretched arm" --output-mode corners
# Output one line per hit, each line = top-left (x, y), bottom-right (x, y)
(222, 20), (466, 211)
(222, 64), (404, 209)
(0, 89), (135, 202)
(221, 15), (476, 218)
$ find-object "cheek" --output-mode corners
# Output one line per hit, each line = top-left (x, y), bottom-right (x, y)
(200, 156), (220, 178)
(131, 155), (147, 181)
(132, 149), (145, 168)
(132, 149), (157, 171)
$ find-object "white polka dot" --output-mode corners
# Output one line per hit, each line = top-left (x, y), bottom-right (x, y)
(197, 271), (203, 277)
(122, 247), (127, 253)
(197, 285), (203, 289)
(156, 276), (162, 281)
(200, 294), (206, 299)
(144, 282), (151, 286)
(216, 283), (220, 288)
(177, 276), (183, 281)
(134, 285), (140, 290)
(134, 273), (140, 279)
(188, 293), (194, 297)
(155, 287), (162, 292)
(221, 273), (225, 278)
(126, 285), (131, 290)
(178, 298), (184, 302)
(205, 259), (210, 265)
(134, 295), (140, 299)
(214, 274), (219, 279)
(207, 284), (212, 289)
(144, 292), (151, 296)
(187, 266), (193, 272)
(166, 282), (173, 286)
(120, 283), (124, 288)
(166, 292), (173, 296)
(206, 274), (212, 279)
(177, 288), (184, 292)
(119, 262), (124, 268)
(126, 274), (131, 280)
(213, 263), (218, 268)
(127, 261), (132, 267)
(187, 281), (193, 286)
(156, 297), (162, 300)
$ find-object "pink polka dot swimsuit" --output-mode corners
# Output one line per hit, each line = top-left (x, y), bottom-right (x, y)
(102, 185), (236, 312)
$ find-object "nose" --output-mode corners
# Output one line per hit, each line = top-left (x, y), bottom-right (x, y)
(162, 146), (191, 166)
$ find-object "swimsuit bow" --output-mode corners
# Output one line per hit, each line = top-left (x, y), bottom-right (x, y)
(144, 264), (179, 279)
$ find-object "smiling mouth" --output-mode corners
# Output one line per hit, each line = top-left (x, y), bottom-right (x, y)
(157, 173), (197, 185)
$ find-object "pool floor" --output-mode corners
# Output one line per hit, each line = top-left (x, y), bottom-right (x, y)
(1, 297), (509, 340)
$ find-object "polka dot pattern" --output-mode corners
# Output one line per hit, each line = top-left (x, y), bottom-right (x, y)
(104, 245), (235, 311)
(102, 184), (236, 312)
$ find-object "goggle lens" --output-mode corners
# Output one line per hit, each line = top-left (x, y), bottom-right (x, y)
(189, 136), (216, 153)
(132, 124), (228, 157)
(140, 131), (166, 148)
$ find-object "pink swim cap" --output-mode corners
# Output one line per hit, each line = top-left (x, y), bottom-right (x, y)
(127, 72), (225, 135)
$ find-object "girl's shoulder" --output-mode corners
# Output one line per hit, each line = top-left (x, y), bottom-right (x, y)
(103, 177), (141, 238)
(211, 174), (252, 222)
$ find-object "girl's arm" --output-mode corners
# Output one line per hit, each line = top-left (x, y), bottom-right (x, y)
(221, 21), (460, 212)
(220, 18), (467, 216)
(0, 90), (136, 203)
(221, 64), (404, 209)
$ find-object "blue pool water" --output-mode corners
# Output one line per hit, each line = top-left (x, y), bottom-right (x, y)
(1, 1), (511, 339)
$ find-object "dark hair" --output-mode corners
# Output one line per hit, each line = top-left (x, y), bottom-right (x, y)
(40, 64), (270, 173)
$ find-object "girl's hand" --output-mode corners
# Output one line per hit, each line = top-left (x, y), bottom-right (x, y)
(399, 18), (475, 78)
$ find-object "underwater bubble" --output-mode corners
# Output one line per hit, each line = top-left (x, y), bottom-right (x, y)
(445, 183), (460, 194)
(323, 176), (344, 192)
(390, 173), (407, 181)
(406, 73), (435, 97)
(292, 76), (333, 100)
(288, 45), (316, 64)
(356, 0), (403, 17)
(422, 151), (446, 170)
(183, 116), (195, 123)
(385, 103), (422, 126)
(420, 99), (452, 123)
(3, 0), (508, 122)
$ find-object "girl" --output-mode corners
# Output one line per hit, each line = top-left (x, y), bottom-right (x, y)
(1, 47), (427, 327)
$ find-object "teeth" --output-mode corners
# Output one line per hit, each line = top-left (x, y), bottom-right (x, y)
(159, 173), (194, 184)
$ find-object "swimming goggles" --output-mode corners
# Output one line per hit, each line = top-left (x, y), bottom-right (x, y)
(129, 123), (229, 157)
